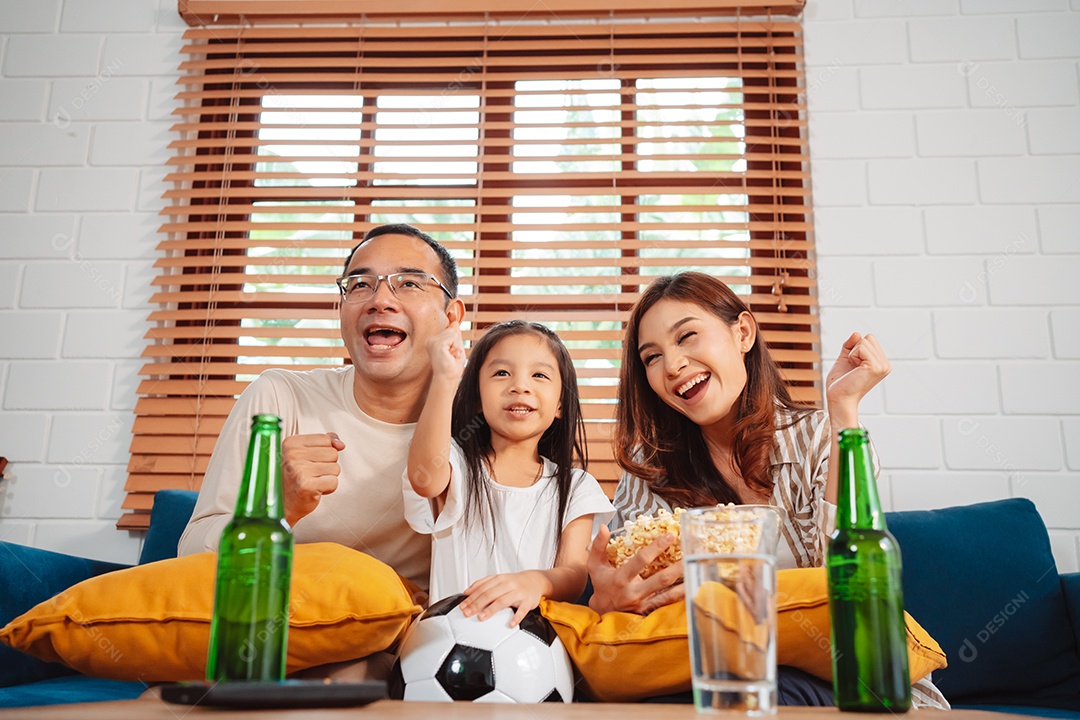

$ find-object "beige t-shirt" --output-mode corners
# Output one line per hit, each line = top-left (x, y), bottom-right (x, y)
(178, 366), (431, 591)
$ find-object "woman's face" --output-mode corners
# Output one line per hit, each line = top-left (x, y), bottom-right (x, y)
(636, 298), (754, 433)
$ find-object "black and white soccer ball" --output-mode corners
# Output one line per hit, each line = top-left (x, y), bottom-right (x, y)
(389, 593), (574, 703)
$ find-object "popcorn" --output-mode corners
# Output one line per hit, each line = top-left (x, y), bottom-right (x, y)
(607, 508), (686, 579)
(606, 504), (766, 579)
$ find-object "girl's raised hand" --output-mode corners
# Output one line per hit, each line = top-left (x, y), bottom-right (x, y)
(825, 332), (891, 428)
(426, 323), (466, 383)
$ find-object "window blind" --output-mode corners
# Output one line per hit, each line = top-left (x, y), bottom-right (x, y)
(125, 14), (816, 529)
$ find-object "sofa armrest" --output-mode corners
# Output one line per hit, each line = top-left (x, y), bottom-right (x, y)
(0, 542), (129, 688)
(1062, 572), (1080, 655)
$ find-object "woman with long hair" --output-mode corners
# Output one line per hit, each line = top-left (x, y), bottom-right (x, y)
(583, 272), (949, 709)
(588, 271), (890, 613)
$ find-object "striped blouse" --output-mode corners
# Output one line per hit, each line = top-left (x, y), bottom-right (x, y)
(612, 408), (837, 570)
(610, 408), (950, 710)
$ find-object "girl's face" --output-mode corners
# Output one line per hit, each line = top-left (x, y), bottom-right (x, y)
(636, 298), (754, 433)
(478, 333), (563, 449)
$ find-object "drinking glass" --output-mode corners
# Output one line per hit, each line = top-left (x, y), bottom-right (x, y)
(681, 505), (782, 715)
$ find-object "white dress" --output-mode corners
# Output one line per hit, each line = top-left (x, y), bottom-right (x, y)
(403, 442), (615, 603)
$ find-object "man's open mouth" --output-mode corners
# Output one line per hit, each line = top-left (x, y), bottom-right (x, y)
(365, 327), (407, 349)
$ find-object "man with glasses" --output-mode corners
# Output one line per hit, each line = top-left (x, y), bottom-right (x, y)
(180, 223), (465, 600)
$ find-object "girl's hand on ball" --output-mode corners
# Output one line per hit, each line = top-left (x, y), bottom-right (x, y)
(460, 571), (547, 628)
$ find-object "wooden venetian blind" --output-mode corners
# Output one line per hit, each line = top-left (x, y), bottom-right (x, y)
(125, 14), (817, 529)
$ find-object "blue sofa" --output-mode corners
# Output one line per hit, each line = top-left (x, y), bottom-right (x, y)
(2, 495), (1078, 714)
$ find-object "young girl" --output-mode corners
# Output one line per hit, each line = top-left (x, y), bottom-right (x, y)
(405, 320), (614, 627)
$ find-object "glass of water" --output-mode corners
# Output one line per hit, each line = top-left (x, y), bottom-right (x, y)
(681, 505), (782, 715)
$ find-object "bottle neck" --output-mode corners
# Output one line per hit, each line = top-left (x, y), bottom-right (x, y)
(235, 415), (285, 521)
(835, 428), (886, 531)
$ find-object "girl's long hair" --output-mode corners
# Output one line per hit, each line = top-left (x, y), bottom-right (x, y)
(614, 272), (813, 507)
(451, 320), (588, 559)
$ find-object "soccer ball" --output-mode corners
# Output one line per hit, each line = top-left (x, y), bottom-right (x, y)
(389, 593), (575, 703)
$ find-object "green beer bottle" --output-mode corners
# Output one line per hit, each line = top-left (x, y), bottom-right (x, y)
(206, 414), (294, 682)
(827, 428), (911, 712)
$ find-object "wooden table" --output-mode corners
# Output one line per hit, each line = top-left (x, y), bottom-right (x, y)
(0, 701), (1034, 720)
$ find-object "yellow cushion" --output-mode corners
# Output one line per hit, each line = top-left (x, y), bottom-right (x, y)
(0, 543), (422, 682)
(540, 567), (946, 702)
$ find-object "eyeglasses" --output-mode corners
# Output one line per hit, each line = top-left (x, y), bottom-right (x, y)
(336, 272), (454, 303)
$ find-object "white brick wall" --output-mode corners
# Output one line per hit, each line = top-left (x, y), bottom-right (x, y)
(0, 123), (89, 165)
(916, 110), (1027, 156)
(814, 207), (922, 255)
(804, 20), (909, 65)
(942, 416), (1063, 470)
(874, 257), (994, 306)
(3, 35), (101, 77)
(1063, 418), (1080, 469)
(987, 257), (1080, 304)
(36, 167), (138, 211)
(933, 308), (1049, 358)
(59, 0), (158, 33)
(924, 206), (1036, 254)
(979, 157), (1080, 203)
(820, 308), (933, 360)
(0, 79), (48, 120)
(1016, 14), (1080, 58)
(0, 1), (60, 32)
(966, 61), (1078, 108)
(20, 261), (124, 308)
(0, 214), (77, 258)
(859, 65), (966, 109)
(806, 1), (1080, 572)
(883, 364), (1000, 414)
(3, 465), (100, 519)
(79, 212), (158, 258)
(809, 159), (867, 206)
(0, 168), (33, 211)
(1050, 309), (1080, 357)
(1027, 108), (1080, 154)
(90, 121), (171, 166)
(0, 311), (63, 357)
(889, 471), (1011, 511)
(908, 17), (1015, 62)
(0, 1), (1077, 575)
(0, 0), (180, 563)
(1000, 363), (1080, 413)
(1039, 206), (1080, 252)
(48, 77), (148, 122)
(962, 0), (1067, 13)
(0, 413), (48, 462)
(0, 265), (21, 308)
(868, 159), (978, 204)
(47, 412), (132, 464)
(864, 416), (942, 469)
(4, 361), (112, 410)
(810, 112), (915, 158)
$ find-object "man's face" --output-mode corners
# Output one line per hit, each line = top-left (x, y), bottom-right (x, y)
(339, 234), (460, 387)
